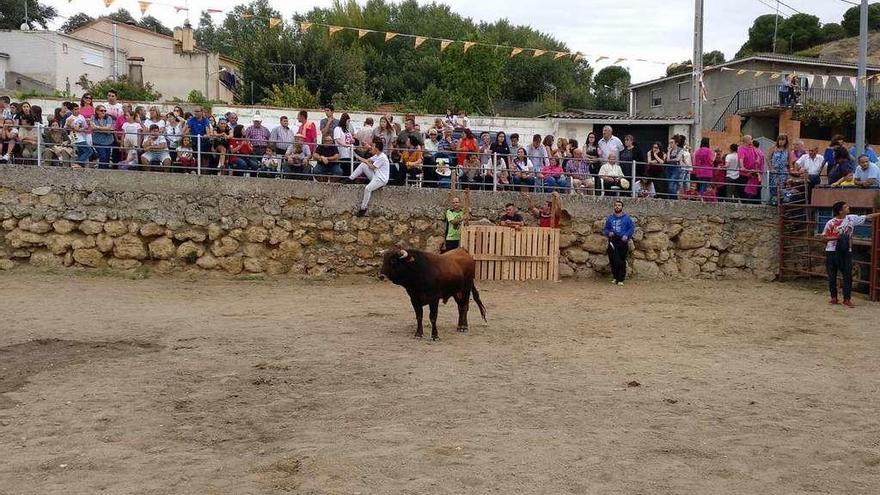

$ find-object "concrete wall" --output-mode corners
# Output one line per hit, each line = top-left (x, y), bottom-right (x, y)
(0, 54), (7, 89)
(68, 20), (233, 102)
(0, 30), (121, 93)
(0, 166), (778, 281)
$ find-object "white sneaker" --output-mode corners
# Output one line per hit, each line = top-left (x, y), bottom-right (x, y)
(0, 154), (9, 162)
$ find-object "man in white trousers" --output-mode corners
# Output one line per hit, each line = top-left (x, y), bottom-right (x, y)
(349, 138), (390, 217)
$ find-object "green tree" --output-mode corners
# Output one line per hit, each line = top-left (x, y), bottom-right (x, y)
(261, 82), (321, 108)
(77, 75), (161, 101)
(778, 13), (822, 52)
(0, 0), (57, 29)
(593, 66), (630, 111)
(666, 51), (726, 77)
(60, 13), (94, 33)
(138, 15), (173, 36)
(194, 11), (219, 52)
(703, 50), (726, 66)
(841, 3), (880, 37)
(106, 8), (136, 25)
(736, 14), (779, 58)
(821, 22), (847, 43)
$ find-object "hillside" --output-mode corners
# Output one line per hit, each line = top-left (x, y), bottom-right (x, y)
(796, 32), (880, 65)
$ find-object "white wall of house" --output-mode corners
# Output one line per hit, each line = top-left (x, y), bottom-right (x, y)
(0, 30), (122, 93)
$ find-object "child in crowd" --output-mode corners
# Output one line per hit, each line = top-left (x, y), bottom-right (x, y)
(701, 183), (718, 203)
(261, 148), (281, 177)
(679, 181), (702, 201)
(176, 136), (196, 172)
(435, 158), (452, 188)
(635, 177), (656, 198)
(833, 171), (856, 187)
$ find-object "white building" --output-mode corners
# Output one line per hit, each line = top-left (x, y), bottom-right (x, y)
(0, 29), (125, 95)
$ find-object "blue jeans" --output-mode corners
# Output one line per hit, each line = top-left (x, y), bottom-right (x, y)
(665, 165), (680, 196)
(512, 176), (537, 190)
(543, 176), (570, 191)
(94, 143), (112, 169)
(75, 143), (93, 165)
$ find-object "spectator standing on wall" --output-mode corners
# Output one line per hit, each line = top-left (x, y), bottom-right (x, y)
(604, 199), (635, 286)
(770, 134), (795, 204)
(349, 138), (390, 217)
(442, 196), (464, 252)
(822, 201), (880, 307)
(319, 105), (339, 137)
(270, 116), (296, 156)
(597, 125), (624, 161)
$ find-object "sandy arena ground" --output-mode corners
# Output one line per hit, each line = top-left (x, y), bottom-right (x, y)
(0, 271), (879, 494)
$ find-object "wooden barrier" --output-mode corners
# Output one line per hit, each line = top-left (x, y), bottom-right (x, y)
(460, 225), (560, 281)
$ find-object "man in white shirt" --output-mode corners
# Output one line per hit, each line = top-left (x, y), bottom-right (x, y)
(355, 117), (374, 152)
(349, 138), (390, 216)
(597, 125), (624, 160)
(140, 124), (172, 171)
(853, 154), (880, 188)
(525, 134), (549, 173)
(794, 145), (825, 186)
(822, 201), (880, 306)
(598, 153), (629, 195)
(65, 103), (92, 167)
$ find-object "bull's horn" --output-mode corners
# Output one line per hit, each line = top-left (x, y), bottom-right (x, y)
(398, 250), (408, 259)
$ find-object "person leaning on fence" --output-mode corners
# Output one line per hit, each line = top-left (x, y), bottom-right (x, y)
(349, 138), (391, 217)
(511, 147), (537, 191)
(525, 192), (562, 228)
(442, 196), (464, 252)
(284, 134), (311, 179)
(65, 103), (92, 168)
(822, 201), (880, 307)
(41, 119), (74, 167)
(853, 154), (880, 188)
(604, 199), (635, 286)
(794, 144), (826, 188)
(598, 153), (630, 195)
(498, 203), (525, 228)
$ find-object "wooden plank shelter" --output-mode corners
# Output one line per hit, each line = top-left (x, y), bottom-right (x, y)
(460, 225), (560, 281)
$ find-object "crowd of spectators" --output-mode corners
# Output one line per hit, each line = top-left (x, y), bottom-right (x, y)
(1, 93), (877, 205)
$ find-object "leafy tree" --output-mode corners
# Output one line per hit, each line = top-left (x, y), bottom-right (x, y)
(736, 14), (779, 58)
(332, 80), (379, 111)
(821, 22), (847, 43)
(703, 50), (726, 66)
(60, 13), (94, 33)
(106, 8), (137, 25)
(666, 52), (726, 77)
(778, 13), (822, 52)
(0, 0), (57, 29)
(194, 11), (219, 52)
(261, 83), (321, 108)
(593, 66), (630, 112)
(138, 15), (173, 36)
(77, 75), (161, 101)
(841, 2), (880, 37)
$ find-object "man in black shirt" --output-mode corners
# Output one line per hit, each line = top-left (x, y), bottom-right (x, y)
(498, 203), (525, 228)
(312, 134), (341, 181)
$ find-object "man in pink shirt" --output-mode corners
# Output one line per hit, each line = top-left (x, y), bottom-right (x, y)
(692, 137), (715, 193)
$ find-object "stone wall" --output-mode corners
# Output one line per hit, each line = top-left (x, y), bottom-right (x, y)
(0, 166), (779, 280)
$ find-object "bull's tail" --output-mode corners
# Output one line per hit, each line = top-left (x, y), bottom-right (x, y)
(471, 284), (487, 322)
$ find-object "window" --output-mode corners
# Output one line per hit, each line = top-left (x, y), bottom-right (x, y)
(651, 89), (662, 108)
(81, 47), (104, 68)
(678, 81), (690, 101)
(62, 43), (68, 54)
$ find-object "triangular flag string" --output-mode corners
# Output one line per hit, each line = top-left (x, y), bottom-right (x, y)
(328, 25), (344, 36)
(554, 52), (566, 60)
(533, 49), (546, 58)
(269, 18), (281, 29)
(385, 32), (398, 42)
(138, 0), (150, 15)
(357, 29), (369, 39)
(104, 0), (115, 7)
(463, 41), (476, 53)
(511, 47), (523, 58)
(299, 21), (312, 33)
(440, 40), (452, 52)
(414, 36), (426, 48)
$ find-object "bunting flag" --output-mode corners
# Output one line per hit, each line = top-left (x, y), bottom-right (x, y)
(104, 0), (115, 7)
(595, 56), (608, 62)
(820, 75), (829, 87)
(753, 71), (764, 78)
(242, 13), (255, 19)
(329, 25), (344, 36)
(138, 0), (150, 14)
(573, 52), (583, 62)
(554, 52), (567, 60)
(269, 18), (281, 28)
(440, 40), (452, 52)
(463, 41), (476, 53)
(533, 49), (546, 58)
(205, 9), (223, 13)
(834, 75), (844, 86)
(769, 73), (780, 80)
(850, 76), (858, 89)
(737, 69), (747, 75)
(174, 6), (188, 12)
(805, 74), (815, 88)
(354, 29), (367, 39)
(613, 58), (626, 65)
(414, 36), (427, 48)
(511, 47), (523, 57)
(385, 32), (398, 42)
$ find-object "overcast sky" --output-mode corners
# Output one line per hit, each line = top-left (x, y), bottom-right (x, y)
(48, 0), (854, 83)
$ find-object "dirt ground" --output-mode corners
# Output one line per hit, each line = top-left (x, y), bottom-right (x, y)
(1, 271), (879, 495)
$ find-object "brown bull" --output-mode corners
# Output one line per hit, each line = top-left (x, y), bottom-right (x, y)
(379, 247), (487, 340)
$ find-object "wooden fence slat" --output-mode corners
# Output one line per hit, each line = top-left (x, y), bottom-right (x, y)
(460, 226), (560, 282)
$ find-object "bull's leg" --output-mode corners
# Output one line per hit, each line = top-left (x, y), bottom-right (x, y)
(428, 300), (440, 341)
(411, 297), (424, 338)
(454, 289), (470, 332)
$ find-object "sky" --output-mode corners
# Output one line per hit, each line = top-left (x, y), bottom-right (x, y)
(46, 0), (856, 83)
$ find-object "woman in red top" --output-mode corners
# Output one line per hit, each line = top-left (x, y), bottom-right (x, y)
(297, 110), (317, 149)
(228, 124), (254, 175)
(692, 137), (716, 193)
(457, 129), (478, 167)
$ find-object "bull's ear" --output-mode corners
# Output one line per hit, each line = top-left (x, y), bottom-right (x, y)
(405, 255), (415, 263)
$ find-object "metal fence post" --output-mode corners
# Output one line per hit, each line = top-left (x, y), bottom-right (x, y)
(196, 135), (202, 176)
(492, 152), (497, 192)
(36, 123), (43, 167)
(631, 160), (637, 198)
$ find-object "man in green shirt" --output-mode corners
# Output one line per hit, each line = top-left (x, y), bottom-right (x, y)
(443, 196), (464, 252)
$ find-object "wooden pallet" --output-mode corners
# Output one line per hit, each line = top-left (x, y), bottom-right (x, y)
(460, 225), (560, 281)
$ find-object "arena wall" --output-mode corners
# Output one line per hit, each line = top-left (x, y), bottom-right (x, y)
(0, 166), (779, 281)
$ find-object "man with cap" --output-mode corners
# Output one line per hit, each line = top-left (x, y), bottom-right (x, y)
(244, 112), (271, 156)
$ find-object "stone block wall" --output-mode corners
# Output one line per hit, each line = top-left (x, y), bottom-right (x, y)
(0, 166), (779, 280)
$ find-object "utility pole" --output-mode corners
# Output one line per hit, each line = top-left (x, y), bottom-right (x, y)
(112, 22), (119, 80)
(856, 0), (868, 156)
(772, 0), (780, 53)
(692, 0), (704, 148)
